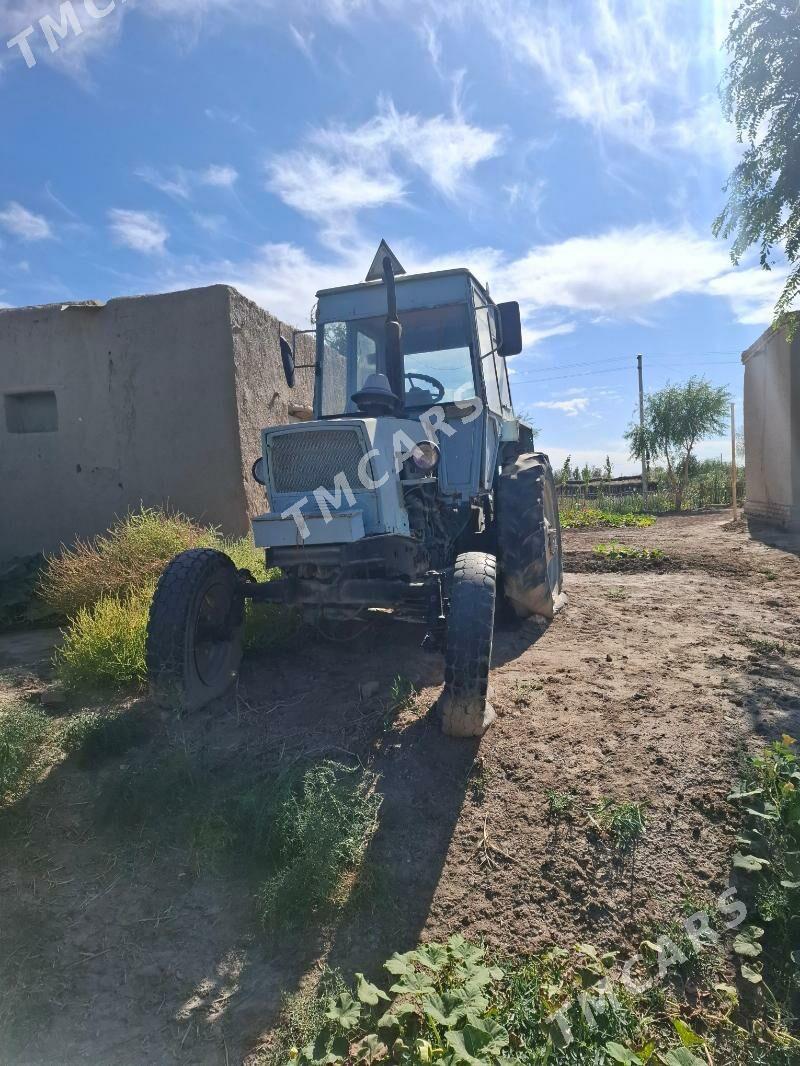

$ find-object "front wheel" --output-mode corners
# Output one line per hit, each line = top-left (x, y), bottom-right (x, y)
(146, 549), (244, 712)
(440, 552), (497, 738)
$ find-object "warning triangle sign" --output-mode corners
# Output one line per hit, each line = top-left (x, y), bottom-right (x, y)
(365, 239), (406, 282)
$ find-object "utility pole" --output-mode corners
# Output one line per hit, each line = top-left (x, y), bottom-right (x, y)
(637, 354), (648, 507)
(730, 401), (738, 521)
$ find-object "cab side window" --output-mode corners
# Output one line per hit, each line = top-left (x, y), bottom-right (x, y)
(475, 297), (502, 414)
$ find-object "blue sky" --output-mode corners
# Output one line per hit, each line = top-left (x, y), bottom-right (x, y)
(0, 0), (785, 472)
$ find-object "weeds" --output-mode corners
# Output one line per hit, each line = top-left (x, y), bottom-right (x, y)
(60, 710), (147, 766)
(728, 735), (800, 1013)
(593, 543), (666, 562)
(256, 762), (381, 928)
(39, 507), (215, 617)
(0, 704), (49, 803)
(591, 799), (647, 851)
(277, 936), (798, 1065)
(47, 508), (291, 693)
(560, 507), (656, 530)
(55, 587), (151, 690)
(546, 789), (576, 820)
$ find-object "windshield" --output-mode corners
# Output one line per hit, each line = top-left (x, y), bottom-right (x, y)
(317, 303), (476, 417)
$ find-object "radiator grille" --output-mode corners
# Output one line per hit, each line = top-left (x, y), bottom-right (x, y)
(269, 429), (367, 494)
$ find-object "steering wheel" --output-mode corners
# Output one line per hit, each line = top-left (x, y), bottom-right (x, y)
(405, 372), (445, 404)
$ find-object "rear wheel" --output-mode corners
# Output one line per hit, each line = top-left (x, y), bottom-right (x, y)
(497, 454), (565, 620)
(440, 552), (497, 737)
(146, 549), (244, 712)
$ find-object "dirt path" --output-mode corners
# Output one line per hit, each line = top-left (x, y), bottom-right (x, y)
(1, 512), (799, 1064)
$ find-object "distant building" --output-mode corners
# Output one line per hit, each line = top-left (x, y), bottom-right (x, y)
(741, 314), (800, 531)
(0, 285), (314, 561)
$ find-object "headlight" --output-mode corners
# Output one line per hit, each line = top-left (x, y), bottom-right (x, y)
(411, 441), (440, 473)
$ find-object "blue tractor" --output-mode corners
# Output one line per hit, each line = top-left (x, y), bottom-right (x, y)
(146, 243), (564, 736)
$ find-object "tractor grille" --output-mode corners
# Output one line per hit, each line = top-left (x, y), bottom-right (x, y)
(269, 429), (367, 494)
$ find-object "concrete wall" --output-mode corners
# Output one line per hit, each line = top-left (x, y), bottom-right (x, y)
(742, 315), (800, 530)
(0, 285), (313, 560)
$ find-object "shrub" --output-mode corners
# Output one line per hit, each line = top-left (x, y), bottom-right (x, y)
(55, 587), (151, 691)
(0, 704), (49, 802)
(47, 509), (291, 692)
(60, 710), (147, 766)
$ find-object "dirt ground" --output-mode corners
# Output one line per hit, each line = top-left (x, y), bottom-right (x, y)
(1, 510), (799, 1065)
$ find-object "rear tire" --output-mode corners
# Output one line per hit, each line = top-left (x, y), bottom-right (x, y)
(497, 454), (565, 620)
(146, 549), (244, 712)
(440, 552), (497, 738)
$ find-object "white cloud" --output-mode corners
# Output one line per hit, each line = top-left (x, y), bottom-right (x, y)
(200, 163), (238, 187)
(0, 201), (52, 241)
(154, 223), (780, 336)
(136, 163), (238, 199)
(706, 266), (788, 326)
(266, 99), (502, 243)
(136, 166), (191, 200)
(497, 225), (732, 317)
(267, 154), (406, 220)
(310, 99), (503, 200)
(108, 209), (168, 254)
(534, 397), (589, 417)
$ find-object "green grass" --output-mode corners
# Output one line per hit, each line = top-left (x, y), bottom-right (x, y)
(591, 799), (647, 851)
(0, 704), (49, 803)
(560, 506), (657, 530)
(46, 508), (294, 693)
(593, 543), (666, 562)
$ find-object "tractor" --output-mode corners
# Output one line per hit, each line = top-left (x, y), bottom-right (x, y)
(146, 242), (565, 737)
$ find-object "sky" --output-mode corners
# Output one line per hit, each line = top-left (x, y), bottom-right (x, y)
(0, 0), (786, 473)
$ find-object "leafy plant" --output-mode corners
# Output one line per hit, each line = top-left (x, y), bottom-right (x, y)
(592, 800), (647, 851)
(714, 0), (800, 330)
(727, 735), (800, 1007)
(291, 935), (508, 1065)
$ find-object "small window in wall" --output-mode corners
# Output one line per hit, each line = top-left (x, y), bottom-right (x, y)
(4, 391), (58, 433)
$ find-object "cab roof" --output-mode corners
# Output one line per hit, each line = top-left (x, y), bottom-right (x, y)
(316, 267), (490, 303)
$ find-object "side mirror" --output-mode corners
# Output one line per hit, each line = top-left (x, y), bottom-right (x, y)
(280, 335), (295, 387)
(497, 301), (523, 357)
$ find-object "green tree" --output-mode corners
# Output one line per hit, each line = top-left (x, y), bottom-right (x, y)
(625, 378), (731, 510)
(714, 0), (800, 328)
(559, 455), (572, 486)
(604, 455), (613, 482)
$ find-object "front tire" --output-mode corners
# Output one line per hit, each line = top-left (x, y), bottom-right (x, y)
(440, 552), (497, 738)
(146, 549), (244, 712)
(497, 454), (565, 620)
